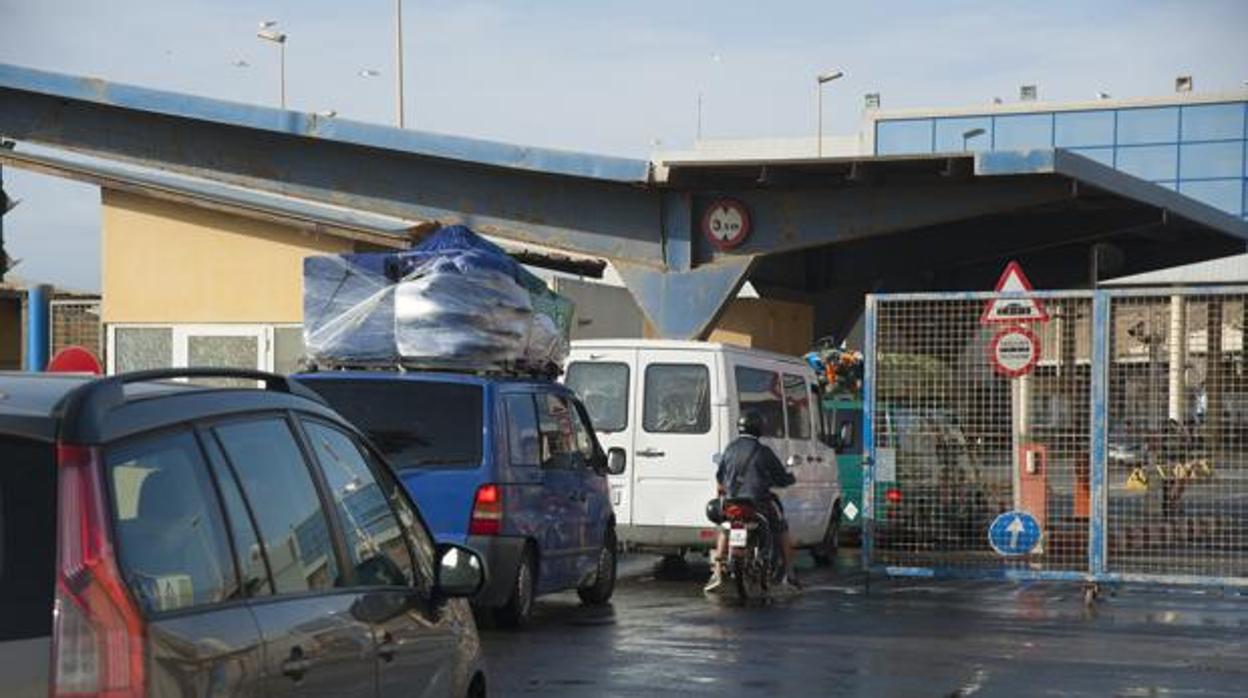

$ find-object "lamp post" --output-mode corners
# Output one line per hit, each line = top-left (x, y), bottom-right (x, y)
(395, 0), (406, 127)
(816, 69), (844, 157)
(962, 127), (986, 151)
(256, 25), (287, 109)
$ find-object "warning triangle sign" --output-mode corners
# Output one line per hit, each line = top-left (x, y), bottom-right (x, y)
(981, 261), (1050, 324)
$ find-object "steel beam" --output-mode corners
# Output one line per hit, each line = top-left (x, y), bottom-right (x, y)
(613, 256), (755, 339)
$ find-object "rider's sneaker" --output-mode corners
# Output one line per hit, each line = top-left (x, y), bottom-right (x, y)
(776, 577), (802, 595)
(703, 565), (726, 593)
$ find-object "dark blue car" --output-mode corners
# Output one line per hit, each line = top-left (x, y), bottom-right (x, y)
(299, 371), (625, 627)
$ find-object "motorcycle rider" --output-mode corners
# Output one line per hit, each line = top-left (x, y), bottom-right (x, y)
(705, 410), (800, 594)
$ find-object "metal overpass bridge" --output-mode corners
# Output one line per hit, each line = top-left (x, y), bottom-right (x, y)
(2, 64), (1246, 339)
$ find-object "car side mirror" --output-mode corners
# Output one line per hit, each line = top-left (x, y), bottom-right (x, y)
(606, 447), (627, 476)
(434, 543), (485, 599)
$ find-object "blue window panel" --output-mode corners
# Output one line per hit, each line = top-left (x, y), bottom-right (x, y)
(876, 119), (934, 155)
(1116, 107), (1179, 145)
(1069, 147), (1115, 167)
(1180, 141), (1244, 179)
(934, 116), (992, 152)
(1116, 144), (1178, 180)
(1055, 110), (1115, 147)
(1180, 103), (1245, 142)
(1179, 179), (1243, 214)
(993, 113), (1053, 149)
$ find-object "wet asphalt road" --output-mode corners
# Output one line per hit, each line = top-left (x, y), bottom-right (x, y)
(480, 551), (1248, 697)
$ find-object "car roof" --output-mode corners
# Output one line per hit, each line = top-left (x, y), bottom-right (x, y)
(569, 339), (811, 367)
(0, 370), (341, 445)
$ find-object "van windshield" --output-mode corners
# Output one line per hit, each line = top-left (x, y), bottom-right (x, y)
(303, 379), (483, 469)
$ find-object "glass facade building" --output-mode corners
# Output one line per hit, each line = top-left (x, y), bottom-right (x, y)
(875, 101), (1248, 220)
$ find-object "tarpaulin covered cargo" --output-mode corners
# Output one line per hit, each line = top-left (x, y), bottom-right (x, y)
(303, 226), (574, 372)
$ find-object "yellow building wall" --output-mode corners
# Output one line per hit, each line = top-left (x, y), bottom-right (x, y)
(101, 190), (354, 324)
(645, 298), (815, 357)
(0, 298), (21, 370)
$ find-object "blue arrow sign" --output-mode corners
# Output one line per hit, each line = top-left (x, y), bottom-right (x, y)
(988, 511), (1042, 556)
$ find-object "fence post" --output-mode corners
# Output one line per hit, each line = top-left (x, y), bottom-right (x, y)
(861, 294), (877, 580)
(1087, 290), (1110, 578)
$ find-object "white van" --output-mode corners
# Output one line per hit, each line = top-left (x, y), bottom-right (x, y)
(563, 339), (843, 560)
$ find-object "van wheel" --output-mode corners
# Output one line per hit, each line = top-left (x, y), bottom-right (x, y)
(495, 547), (536, 628)
(810, 503), (842, 567)
(578, 527), (617, 606)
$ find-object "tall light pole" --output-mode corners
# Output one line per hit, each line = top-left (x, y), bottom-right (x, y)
(257, 25), (287, 109)
(395, 0), (406, 127)
(816, 69), (844, 157)
(962, 127), (986, 151)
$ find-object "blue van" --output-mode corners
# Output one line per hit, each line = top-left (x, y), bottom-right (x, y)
(298, 371), (625, 627)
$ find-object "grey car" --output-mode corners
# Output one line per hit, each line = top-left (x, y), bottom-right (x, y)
(1, 368), (488, 698)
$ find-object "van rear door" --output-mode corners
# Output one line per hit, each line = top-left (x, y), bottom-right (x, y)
(632, 349), (719, 530)
(565, 349), (637, 526)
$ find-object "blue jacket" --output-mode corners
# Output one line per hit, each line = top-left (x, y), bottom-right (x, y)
(716, 435), (795, 501)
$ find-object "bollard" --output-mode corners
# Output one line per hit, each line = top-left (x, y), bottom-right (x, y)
(25, 283), (50, 371)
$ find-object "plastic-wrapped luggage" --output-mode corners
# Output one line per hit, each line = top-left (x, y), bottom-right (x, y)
(303, 226), (573, 373)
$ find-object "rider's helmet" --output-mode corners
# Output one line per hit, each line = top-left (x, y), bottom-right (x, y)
(737, 410), (763, 437)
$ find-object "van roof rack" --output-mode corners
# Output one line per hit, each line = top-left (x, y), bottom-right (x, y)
(302, 358), (563, 381)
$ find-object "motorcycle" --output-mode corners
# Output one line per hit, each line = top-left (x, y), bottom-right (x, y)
(709, 496), (785, 602)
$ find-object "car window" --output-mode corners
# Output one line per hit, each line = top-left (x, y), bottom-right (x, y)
(302, 420), (416, 588)
(642, 364), (710, 434)
(200, 432), (273, 598)
(215, 418), (341, 594)
(303, 379), (484, 469)
(783, 373), (813, 440)
(735, 366), (786, 438)
(106, 429), (239, 615)
(505, 393), (541, 467)
(0, 436), (55, 641)
(537, 392), (579, 469)
(565, 362), (629, 432)
(569, 398), (598, 462)
(372, 451), (436, 598)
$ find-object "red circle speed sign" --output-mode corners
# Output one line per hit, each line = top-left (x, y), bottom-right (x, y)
(47, 346), (103, 375)
(701, 198), (752, 250)
(988, 326), (1039, 378)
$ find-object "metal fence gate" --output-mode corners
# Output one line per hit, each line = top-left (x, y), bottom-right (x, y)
(863, 287), (1247, 587)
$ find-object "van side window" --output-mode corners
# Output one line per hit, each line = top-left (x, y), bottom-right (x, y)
(734, 366), (786, 438)
(106, 430), (240, 615)
(569, 399), (599, 462)
(301, 421), (417, 589)
(537, 393), (578, 469)
(642, 364), (710, 434)
(782, 373), (812, 440)
(565, 362), (629, 433)
(505, 393), (541, 466)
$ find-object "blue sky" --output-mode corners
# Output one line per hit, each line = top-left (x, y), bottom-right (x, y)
(1, 0), (1246, 291)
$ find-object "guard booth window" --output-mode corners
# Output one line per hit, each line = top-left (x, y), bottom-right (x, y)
(782, 373), (812, 440)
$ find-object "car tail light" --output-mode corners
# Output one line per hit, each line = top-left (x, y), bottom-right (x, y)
(53, 444), (146, 698)
(469, 484), (502, 536)
(885, 488), (903, 504)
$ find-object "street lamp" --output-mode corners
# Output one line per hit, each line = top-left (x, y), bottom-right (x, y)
(256, 25), (287, 109)
(962, 127), (986, 151)
(816, 69), (844, 157)
(395, 0), (406, 127)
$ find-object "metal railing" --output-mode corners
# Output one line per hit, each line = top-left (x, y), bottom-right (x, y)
(863, 287), (1248, 588)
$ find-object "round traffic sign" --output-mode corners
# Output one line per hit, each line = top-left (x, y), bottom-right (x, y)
(701, 198), (752, 250)
(988, 511), (1042, 556)
(47, 346), (103, 375)
(988, 325), (1039, 378)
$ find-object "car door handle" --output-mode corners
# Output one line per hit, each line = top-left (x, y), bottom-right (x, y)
(636, 448), (665, 457)
(282, 647), (311, 681)
(378, 633), (397, 663)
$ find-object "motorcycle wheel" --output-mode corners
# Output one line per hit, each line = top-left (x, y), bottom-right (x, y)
(731, 557), (749, 603)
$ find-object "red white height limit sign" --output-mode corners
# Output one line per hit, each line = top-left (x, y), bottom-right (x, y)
(981, 261), (1049, 324)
